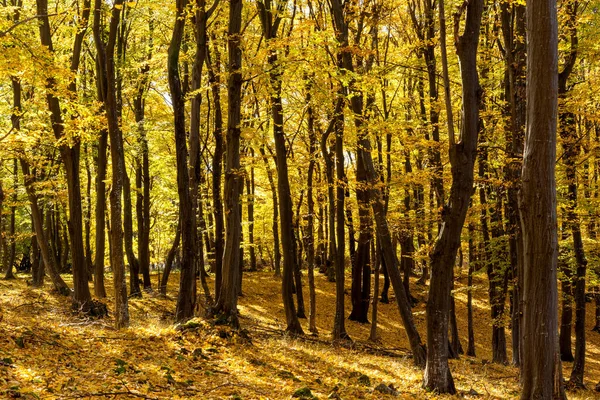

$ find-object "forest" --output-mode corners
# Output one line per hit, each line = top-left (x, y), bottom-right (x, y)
(0, 0), (599, 398)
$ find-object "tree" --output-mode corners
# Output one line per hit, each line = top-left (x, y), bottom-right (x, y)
(256, 0), (303, 334)
(213, 0), (244, 327)
(423, 0), (483, 393)
(167, 0), (197, 322)
(36, 0), (92, 309)
(94, 0), (130, 328)
(518, 0), (565, 396)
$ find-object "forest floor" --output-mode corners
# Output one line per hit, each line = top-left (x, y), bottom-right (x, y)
(1, 270), (600, 399)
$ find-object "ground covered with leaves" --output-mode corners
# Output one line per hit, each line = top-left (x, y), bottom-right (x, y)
(1, 271), (600, 399)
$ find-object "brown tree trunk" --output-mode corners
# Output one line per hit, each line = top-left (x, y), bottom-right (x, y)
(160, 219), (181, 295)
(519, 0), (565, 396)
(206, 41), (224, 295)
(247, 151), (257, 272)
(256, 0), (303, 334)
(213, 0), (244, 327)
(369, 239), (380, 342)
(500, 1), (525, 368)
(22, 161), (69, 294)
(258, 144), (281, 276)
(84, 146), (93, 282)
(167, 0), (197, 322)
(134, 34), (152, 291)
(423, 0), (483, 393)
(305, 80), (318, 334)
(332, 88), (349, 341)
(93, 0), (130, 328)
(189, 0), (215, 306)
(124, 172), (142, 297)
(293, 188), (306, 319)
(4, 160), (17, 280)
(31, 226), (44, 287)
(36, 0), (92, 308)
(467, 223), (476, 357)
(93, 126), (108, 299)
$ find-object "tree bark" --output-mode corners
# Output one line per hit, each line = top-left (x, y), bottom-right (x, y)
(167, 0), (197, 322)
(22, 160), (69, 294)
(519, 0), (565, 396)
(36, 0), (92, 308)
(213, 0), (244, 328)
(423, 0), (483, 393)
(93, 0), (130, 328)
(467, 223), (476, 357)
(256, 0), (304, 334)
(93, 126), (108, 299)
(206, 41), (225, 295)
(134, 30), (153, 291)
(305, 80), (318, 334)
(160, 219), (181, 295)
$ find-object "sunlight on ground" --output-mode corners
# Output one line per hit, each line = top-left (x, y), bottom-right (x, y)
(1, 271), (599, 399)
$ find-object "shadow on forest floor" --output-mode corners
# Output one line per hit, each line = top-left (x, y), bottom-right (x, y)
(0, 270), (598, 399)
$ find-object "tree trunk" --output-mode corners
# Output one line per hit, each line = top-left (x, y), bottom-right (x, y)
(31, 226), (44, 287)
(467, 223), (476, 357)
(259, 145), (281, 276)
(332, 87), (349, 341)
(22, 161), (69, 294)
(213, 0), (244, 327)
(4, 160), (17, 280)
(423, 0), (483, 393)
(500, 1), (525, 368)
(160, 219), (181, 295)
(36, 0), (92, 308)
(369, 239), (380, 342)
(519, 0), (565, 396)
(320, 115), (338, 283)
(167, 0), (197, 322)
(293, 189), (306, 319)
(134, 36), (152, 291)
(206, 41), (225, 295)
(93, 126), (108, 298)
(93, 0), (130, 328)
(124, 172), (142, 297)
(84, 146), (93, 282)
(247, 151), (257, 272)
(256, 0), (303, 334)
(305, 82), (318, 334)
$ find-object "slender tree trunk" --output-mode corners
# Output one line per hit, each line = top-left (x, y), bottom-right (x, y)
(167, 0), (197, 322)
(93, 126), (108, 298)
(84, 146), (93, 281)
(247, 151), (257, 272)
(332, 87), (349, 341)
(206, 41), (224, 295)
(369, 239), (380, 342)
(36, 0), (92, 308)
(306, 83), (318, 333)
(31, 225), (44, 287)
(22, 161), (69, 294)
(134, 36), (153, 291)
(213, 0), (244, 327)
(259, 145), (281, 276)
(519, 0), (565, 396)
(467, 223), (476, 357)
(500, 2), (525, 368)
(160, 219), (181, 295)
(93, 0), (130, 328)
(4, 160), (17, 280)
(423, 0), (483, 393)
(256, 0), (303, 334)
(320, 110), (338, 284)
(189, 0), (214, 306)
